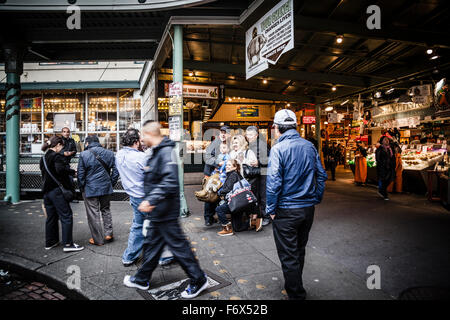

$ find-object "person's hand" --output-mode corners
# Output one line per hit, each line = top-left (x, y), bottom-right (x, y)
(139, 200), (155, 213)
(64, 151), (71, 156)
(270, 214), (275, 220)
(219, 161), (224, 167)
(250, 160), (258, 167)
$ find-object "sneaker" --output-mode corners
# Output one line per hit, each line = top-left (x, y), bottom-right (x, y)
(159, 256), (175, 266)
(205, 221), (212, 227)
(181, 276), (209, 299)
(262, 218), (271, 226)
(217, 223), (233, 237)
(123, 275), (149, 290)
(45, 242), (60, 250)
(384, 197), (390, 201)
(255, 218), (263, 232)
(122, 260), (135, 267)
(63, 243), (84, 252)
(377, 191), (385, 199)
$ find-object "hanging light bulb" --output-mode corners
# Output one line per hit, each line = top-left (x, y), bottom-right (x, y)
(336, 35), (344, 44)
(331, 86), (337, 91)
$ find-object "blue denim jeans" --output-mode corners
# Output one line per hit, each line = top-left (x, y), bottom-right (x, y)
(122, 196), (146, 264)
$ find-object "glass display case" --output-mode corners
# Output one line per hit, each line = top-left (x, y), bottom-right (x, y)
(88, 94), (117, 132)
(119, 91), (141, 131)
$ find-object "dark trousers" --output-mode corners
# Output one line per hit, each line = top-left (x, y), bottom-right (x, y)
(378, 179), (389, 198)
(82, 193), (113, 245)
(258, 174), (268, 218)
(329, 160), (336, 180)
(134, 219), (205, 285)
(204, 201), (218, 223)
(272, 206), (315, 300)
(248, 177), (262, 218)
(43, 188), (74, 246)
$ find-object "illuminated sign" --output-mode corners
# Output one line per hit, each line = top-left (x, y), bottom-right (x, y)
(302, 116), (315, 124)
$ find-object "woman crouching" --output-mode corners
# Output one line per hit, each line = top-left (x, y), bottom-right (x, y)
(215, 159), (245, 237)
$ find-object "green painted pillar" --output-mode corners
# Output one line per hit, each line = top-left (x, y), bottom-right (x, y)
(315, 104), (322, 161)
(3, 46), (23, 203)
(173, 25), (189, 217)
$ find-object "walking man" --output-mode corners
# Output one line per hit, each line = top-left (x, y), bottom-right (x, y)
(116, 128), (174, 267)
(77, 135), (119, 246)
(267, 109), (328, 300)
(124, 121), (208, 299)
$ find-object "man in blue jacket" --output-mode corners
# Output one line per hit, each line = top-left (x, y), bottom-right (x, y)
(267, 109), (327, 300)
(123, 121), (208, 299)
(77, 135), (119, 246)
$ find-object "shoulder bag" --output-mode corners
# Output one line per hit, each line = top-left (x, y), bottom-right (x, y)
(228, 178), (258, 213)
(88, 149), (111, 176)
(42, 155), (74, 202)
(242, 149), (261, 179)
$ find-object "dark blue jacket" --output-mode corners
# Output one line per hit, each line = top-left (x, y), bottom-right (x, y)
(77, 142), (119, 198)
(143, 137), (180, 222)
(266, 129), (328, 214)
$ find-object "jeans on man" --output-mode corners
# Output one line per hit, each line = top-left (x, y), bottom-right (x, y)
(204, 201), (218, 223)
(134, 219), (205, 285)
(122, 196), (146, 264)
(272, 206), (315, 300)
(43, 188), (74, 246)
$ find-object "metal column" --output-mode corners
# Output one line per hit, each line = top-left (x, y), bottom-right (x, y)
(173, 25), (189, 217)
(315, 104), (322, 161)
(3, 46), (23, 203)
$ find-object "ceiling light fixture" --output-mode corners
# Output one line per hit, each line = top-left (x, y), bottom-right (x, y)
(431, 55), (439, 60)
(341, 99), (349, 105)
(426, 48), (433, 55)
(331, 86), (337, 91)
(386, 88), (394, 94)
(325, 106), (333, 112)
(263, 79), (268, 84)
(336, 35), (343, 44)
(188, 71), (194, 77)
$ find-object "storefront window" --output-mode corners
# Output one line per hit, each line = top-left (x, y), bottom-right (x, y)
(88, 94), (117, 132)
(119, 91), (141, 130)
(96, 133), (117, 152)
(43, 93), (85, 133)
(0, 97), (5, 133)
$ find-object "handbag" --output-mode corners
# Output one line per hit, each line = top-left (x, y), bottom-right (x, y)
(228, 179), (258, 213)
(242, 150), (261, 179)
(42, 155), (74, 202)
(195, 173), (222, 203)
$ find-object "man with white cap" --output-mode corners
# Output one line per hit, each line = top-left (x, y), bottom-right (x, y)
(267, 109), (327, 300)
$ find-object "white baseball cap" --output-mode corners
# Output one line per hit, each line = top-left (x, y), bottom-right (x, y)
(273, 109), (297, 126)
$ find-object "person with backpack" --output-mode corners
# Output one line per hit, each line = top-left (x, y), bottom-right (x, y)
(77, 135), (119, 246)
(40, 136), (84, 252)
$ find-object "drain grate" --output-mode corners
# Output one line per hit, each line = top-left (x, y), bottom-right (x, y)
(398, 287), (450, 300)
(137, 270), (231, 300)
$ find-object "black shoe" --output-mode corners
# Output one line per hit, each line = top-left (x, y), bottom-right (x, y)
(123, 261), (135, 267)
(63, 243), (84, 252)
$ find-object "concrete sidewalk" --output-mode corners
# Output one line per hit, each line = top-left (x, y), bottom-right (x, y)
(0, 169), (449, 300)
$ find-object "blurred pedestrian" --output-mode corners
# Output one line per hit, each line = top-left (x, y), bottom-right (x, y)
(354, 140), (367, 185)
(326, 142), (339, 181)
(77, 135), (119, 245)
(387, 144), (403, 193)
(375, 136), (396, 200)
(40, 136), (84, 252)
(123, 121), (208, 299)
(267, 109), (327, 300)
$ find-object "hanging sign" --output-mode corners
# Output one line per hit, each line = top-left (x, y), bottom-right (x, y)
(168, 82), (183, 116)
(245, 0), (294, 79)
(169, 116), (181, 141)
(165, 83), (219, 99)
(302, 116), (316, 124)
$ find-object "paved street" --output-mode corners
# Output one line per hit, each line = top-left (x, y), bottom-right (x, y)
(0, 168), (449, 300)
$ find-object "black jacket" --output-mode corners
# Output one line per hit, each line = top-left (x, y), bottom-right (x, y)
(375, 145), (396, 182)
(144, 137), (180, 222)
(218, 170), (243, 198)
(60, 137), (77, 164)
(356, 145), (368, 157)
(40, 150), (75, 194)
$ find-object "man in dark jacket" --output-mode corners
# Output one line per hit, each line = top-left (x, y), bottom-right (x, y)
(123, 121), (208, 299)
(77, 135), (119, 245)
(60, 127), (77, 164)
(203, 125), (231, 226)
(375, 136), (396, 200)
(267, 109), (328, 300)
(245, 126), (271, 226)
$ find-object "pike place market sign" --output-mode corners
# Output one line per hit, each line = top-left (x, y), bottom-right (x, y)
(245, 0), (294, 79)
(0, 0), (211, 11)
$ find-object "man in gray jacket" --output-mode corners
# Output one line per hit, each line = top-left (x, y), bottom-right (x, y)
(203, 125), (230, 226)
(77, 135), (119, 245)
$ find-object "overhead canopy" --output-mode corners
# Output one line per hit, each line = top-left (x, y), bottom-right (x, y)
(1, 0), (449, 106)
